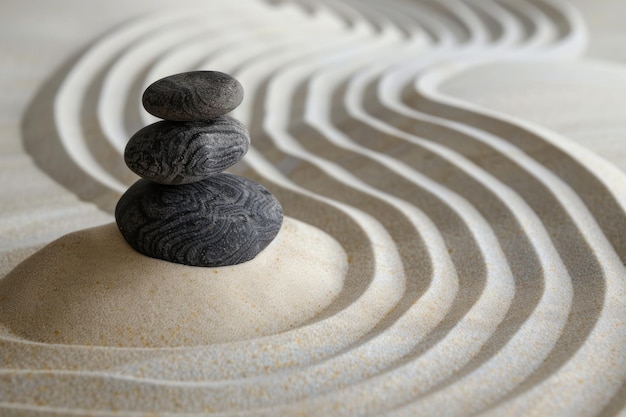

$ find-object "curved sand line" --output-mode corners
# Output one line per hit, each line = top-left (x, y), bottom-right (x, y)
(244, 2), (576, 412)
(7, 0), (626, 416)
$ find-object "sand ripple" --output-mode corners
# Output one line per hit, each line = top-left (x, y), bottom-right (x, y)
(7, 0), (626, 415)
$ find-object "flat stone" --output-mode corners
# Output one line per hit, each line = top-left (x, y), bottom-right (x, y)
(115, 174), (284, 267)
(142, 71), (244, 121)
(124, 117), (249, 184)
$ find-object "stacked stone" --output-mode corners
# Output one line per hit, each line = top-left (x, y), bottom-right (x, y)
(115, 71), (283, 267)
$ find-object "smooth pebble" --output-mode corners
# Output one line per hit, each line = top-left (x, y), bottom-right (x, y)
(115, 174), (284, 267)
(124, 116), (249, 184)
(142, 71), (244, 121)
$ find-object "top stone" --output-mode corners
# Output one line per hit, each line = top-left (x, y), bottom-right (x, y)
(142, 71), (244, 121)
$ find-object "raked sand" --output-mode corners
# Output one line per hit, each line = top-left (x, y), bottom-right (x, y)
(2, 0), (626, 416)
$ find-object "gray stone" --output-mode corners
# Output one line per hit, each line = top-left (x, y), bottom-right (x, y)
(124, 117), (249, 185)
(142, 71), (244, 121)
(115, 174), (284, 267)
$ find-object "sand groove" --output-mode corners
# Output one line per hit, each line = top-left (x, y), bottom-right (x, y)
(5, 0), (626, 415)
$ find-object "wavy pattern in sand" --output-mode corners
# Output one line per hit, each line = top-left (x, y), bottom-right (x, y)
(9, 0), (626, 415)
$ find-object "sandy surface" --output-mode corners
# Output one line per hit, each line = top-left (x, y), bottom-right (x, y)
(0, 218), (347, 347)
(1, 0), (626, 416)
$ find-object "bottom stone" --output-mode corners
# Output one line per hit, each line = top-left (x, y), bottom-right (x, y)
(115, 173), (283, 267)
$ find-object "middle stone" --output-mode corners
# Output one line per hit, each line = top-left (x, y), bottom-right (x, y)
(124, 116), (249, 185)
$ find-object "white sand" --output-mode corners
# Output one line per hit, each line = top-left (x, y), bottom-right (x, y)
(0, 218), (347, 347)
(2, 0), (626, 416)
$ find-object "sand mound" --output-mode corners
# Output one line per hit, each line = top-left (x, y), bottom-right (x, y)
(0, 217), (347, 347)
